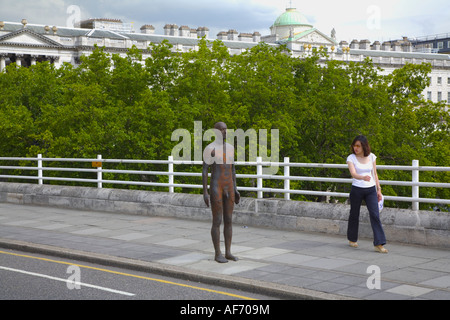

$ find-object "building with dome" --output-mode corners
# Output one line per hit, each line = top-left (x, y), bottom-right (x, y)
(0, 8), (449, 104)
(262, 7), (337, 51)
(266, 7), (314, 41)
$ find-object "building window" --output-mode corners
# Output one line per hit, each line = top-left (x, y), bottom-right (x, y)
(448, 77), (450, 85)
(448, 92), (450, 104)
(427, 91), (432, 100)
(437, 77), (442, 85)
(437, 42), (444, 49)
(437, 92), (442, 102)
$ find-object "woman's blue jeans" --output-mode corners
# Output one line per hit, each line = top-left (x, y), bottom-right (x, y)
(347, 185), (386, 246)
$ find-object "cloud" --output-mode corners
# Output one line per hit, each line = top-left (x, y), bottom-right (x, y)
(1, 0), (448, 42)
(1, 0), (67, 25)
(87, 0), (278, 34)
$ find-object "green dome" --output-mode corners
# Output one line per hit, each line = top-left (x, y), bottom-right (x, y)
(273, 8), (312, 27)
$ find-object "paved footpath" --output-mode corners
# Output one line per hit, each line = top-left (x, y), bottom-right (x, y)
(0, 202), (449, 300)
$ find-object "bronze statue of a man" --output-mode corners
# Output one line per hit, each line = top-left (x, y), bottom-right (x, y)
(202, 122), (240, 263)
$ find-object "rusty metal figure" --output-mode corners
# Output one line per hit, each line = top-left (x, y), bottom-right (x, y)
(202, 122), (240, 263)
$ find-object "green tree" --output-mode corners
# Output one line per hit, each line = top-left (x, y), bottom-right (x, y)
(0, 41), (447, 208)
(228, 43), (298, 154)
(171, 38), (231, 129)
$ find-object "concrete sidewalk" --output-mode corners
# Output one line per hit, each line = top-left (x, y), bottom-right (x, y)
(0, 202), (449, 300)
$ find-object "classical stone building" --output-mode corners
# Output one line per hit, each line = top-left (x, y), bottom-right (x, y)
(410, 33), (450, 54)
(0, 8), (449, 104)
(262, 7), (338, 51)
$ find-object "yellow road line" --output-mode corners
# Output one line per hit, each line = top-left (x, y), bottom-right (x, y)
(0, 250), (256, 300)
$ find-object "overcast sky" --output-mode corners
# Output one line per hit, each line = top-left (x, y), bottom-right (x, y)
(1, 0), (449, 42)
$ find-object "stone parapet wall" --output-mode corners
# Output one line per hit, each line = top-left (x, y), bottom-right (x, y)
(0, 183), (448, 248)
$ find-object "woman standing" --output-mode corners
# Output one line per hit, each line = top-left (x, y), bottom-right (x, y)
(346, 135), (388, 253)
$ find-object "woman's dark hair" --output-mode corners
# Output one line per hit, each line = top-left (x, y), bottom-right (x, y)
(351, 135), (371, 157)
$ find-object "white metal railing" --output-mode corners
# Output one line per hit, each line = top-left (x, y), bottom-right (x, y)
(0, 155), (449, 211)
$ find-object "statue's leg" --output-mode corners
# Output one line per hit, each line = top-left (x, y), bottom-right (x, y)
(223, 189), (237, 261)
(210, 198), (228, 263)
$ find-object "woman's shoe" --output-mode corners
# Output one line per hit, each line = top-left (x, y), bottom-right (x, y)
(349, 241), (358, 248)
(374, 245), (388, 253)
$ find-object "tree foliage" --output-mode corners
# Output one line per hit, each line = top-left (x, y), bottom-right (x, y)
(0, 40), (448, 209)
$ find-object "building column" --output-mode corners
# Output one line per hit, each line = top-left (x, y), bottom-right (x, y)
(31, 55), (38, 65)
(15, 54), (23, 67)
(0, 54), (6, 72)
(48, 55), (60, 68)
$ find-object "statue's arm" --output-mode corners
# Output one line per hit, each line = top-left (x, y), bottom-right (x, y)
(202, 162), (210, 207)
(233, 164), (240, 204)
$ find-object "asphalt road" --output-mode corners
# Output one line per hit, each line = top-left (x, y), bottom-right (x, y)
(0, 248), (278, 302)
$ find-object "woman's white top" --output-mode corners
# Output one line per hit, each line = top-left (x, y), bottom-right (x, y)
(346, 153), (377, 188)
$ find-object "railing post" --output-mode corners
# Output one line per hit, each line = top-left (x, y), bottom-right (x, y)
(412, 160), (419, 211)
(37, 154), (43, 185)
(97, 155), (102, 189)
(284, 157), (290, 200)
(168, 156), (174, 193)
(257, 157), (263, 199)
